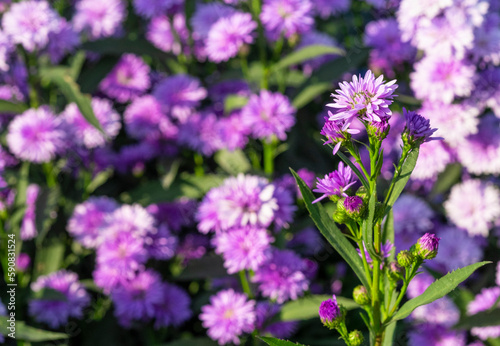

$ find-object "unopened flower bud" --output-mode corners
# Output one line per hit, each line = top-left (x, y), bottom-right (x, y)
(344, 196), (364, 220)
(333, 201), (349, 224)
(397, 250), (414, 268)
(348, 330), (364, 346)
(355, 186), (368, 201)
(352, 285), (370, 306)
(319, 295), (344, 330)
(414, 233), (440, 260)
(388, 262), (404, 281)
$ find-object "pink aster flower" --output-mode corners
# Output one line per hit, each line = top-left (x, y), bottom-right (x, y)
(410, 139), (453, 181)
(260, 0), (314, 41)
(153, 74), (207, 122)
(73, 0), (126, 40)
(326, 70), (398, 131)
(196, 174), (279, 233)
(62, 98), (121, 149)
(46, 19), (80, 64)
(253, 249), (309, 303)
(7, 107), (66, 163)
(20, 184), (40, 240)
(200, 289), (256, 345)
(212, 227), (273, 274)
(444, 179), (500, 237)
(132, 0), (181, 18)
(190, 3), (235, 42)
(206, 12), (257, 63)
(468, 287), (500, 340)
(311, 0), (350, 18)
(147, 14), (189, 55)
(29, 270), (90, 328)
(312, 162), (357, 203)
(410, 55), (475, 104)
(240, 90), (296, 141)
(99, 54), (151, 103)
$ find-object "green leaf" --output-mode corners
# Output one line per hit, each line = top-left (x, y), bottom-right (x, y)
(454, 308), (500, 329)
(35, 185), (61, 246)
(86, 169), (113, 194)
(0, 318), (68, 342)
(33, 239), (65, 279)
(336, 150), (370, 191)
(40, 67), (104, 133)
(389, 261), (491, 323)
(431, 163), (462, 196)
(224, 95), (248, 114)
(176, 255), (227, 281)
(292, 82), (331, 109)
(0, 99), (28, 114)
(69, 50), (87, 79)
(382, 321), (397, 346)
(279, 295), (358, 321)
(397, 94), (421, 106)
(214, 150), (251, 175)
(81, 38), (167, 58)
(159, 338), (218, 346)
(258, 336), (308, 346)
(384, 148), (419, 214)
(291, 169), (371, 291)
(273, 45), (345, 71)
(382, 209), (395, 261)
(362, 187), (378, 261)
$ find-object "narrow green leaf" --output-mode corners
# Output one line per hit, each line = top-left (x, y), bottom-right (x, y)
(385, 148), (419, 214)
(382, 209), (395, 261)
(35, 185), (61, 247)
(431, 163), (462, 196)
(40, 67), (104, 133)
(389, 261), (491, 323)
(382, 321), (397, 346)
(214, 150), (251, 175)
(33, 239), (65, 279)
(397, 94), (421, 106)
(279, 295), (358, 321)
(454, 309), (500, 329)
(291, 169), (371, 291)
(258, 336), (308, 346)
(224, 95), (248, 114)
(292, 82), (332, 109)
(0, 99), (28, 114)
(86, 169), (113, 194)
(336, 150), (370, 191)
(14, 162), (30, 208)
(273, 45), (345, 71)
(69, 50), (87, 79)
(362, 187), (378, 261)
(0, 318), (68, 342)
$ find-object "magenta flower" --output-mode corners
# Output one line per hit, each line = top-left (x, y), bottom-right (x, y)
(260, 0), (314, 41)
(312, 162), (357, 203)
(212, 227), (273, 274)
(415, 233), (440, 259)
(73, 0), (126, 40)
(321, 115), (360, 155)
(241, 90), (296, 141)
(99, 54), (151, 103)
(403, 108), (441, 144)
(147, 14), (189, 55)
(16, 253), (31, 272)
(319, 295), (341, 327)
(327, 70), (398, 131)
(132, 0), (181, 18)
(252, 249), (309, 303)
(20, 184), (40, 240)
(7, 107), (66, 163)
(468, 287), (500, 340)
(29, 270), (90, 328)
(200, 289), (256, 345)
(190, 3), (235, 42)
(124, 95), (172, 140)
(344, 196), (363, 213)
(206, 13), (257, 63)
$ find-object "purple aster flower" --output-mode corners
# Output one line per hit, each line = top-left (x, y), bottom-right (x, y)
(410, 55), (475, 104)
(311, 0), (350, 18)
(67, 196), (118, 248)
(16, 253), (31, 272)
(2, 0), (59, 52)
(133, 0), (181, 18)
(252, 249), (309, 303)
(312, 162), (356, 203)
(190, 3), (235, 42)
(444, 179), (500, 237)
(414, 233), (440, 259)
(104, 204), (156, 239)
(62, 98), (121, 149)
(144, 224), (178, 260)
(408, 324), (466, 346)
(457, 114), (500, 175)
(272, 183), (297, 230)
(255, 302), (298, 339)
(411, 295), (460, 326)
(319, 295), (341, 326)
(20, 184), (39, 240)
(468, 287), (500, 340)
(344, 196), (363, 213)
(147, 14), (189, 55)
(296, 31), (342, 74)
(7, 107), (66, 163)
(411, 139), (453, 181)
(153, 74), (207, 122)
(200, 289), (256, 345)
(287, 227), (323, 256)
(212, 227), (273, 274)
(29, 270), (90, 328)
(176, 234), (209, 263)
(177, 111), (222, 156)
(393, 194), (434, 234)
(320, 116), (359, 155)
(147, 199), (197, 232)
(124, 95), (173, 140)
(215, 112), (250, 151)
(73, 0), (126, 40)
(153, 282), (192, 329)
(260, 0), (314, 41)
(472, 13), (500, 66)
(111, 269), (164, 327)
(197, 174), (279, 233)
(46, 19), (80, 64)
(99, 54), (150, 103)
(0, 30), (13, 73)
(326, 70), (398, 131)
(241, 90), (296, 141)
(113, 142), (159, 175)
(403, 108), (441, 144)
(206, 12), (256, 63)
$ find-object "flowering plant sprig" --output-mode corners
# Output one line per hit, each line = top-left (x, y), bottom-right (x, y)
(290, 70), (490, 346)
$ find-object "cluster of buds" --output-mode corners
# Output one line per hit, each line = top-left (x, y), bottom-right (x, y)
(319, 295), (364, 346)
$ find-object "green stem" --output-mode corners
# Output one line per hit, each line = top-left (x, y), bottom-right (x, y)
(239, 270), (253, 298)
(194, 153), (204, 177)
(240, 54), (249, 80)
(263, 138), (276, 176)
(357, 239), (372, 289)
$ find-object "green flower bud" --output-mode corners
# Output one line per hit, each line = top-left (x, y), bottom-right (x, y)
(352, 285), (370, 306)
(388, 262), (404, 282)
(397, 250), (414, 268)
(414, 233), (440, 260)
(333, 200), (349, 224)
(348, 330), (364, 346)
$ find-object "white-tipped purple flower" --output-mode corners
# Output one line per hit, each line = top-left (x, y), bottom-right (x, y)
(132, 0), (181, 18)
(147, 14), (189, 55)
(403, 108), (441, 145)
(260, 0), (314, 41)
(73, 0), (126, 40)
(312, 162), (357, 203)
(414, 233), (440, 260)
(327, 70), (398, 132)
(200, 289), (256, 345)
